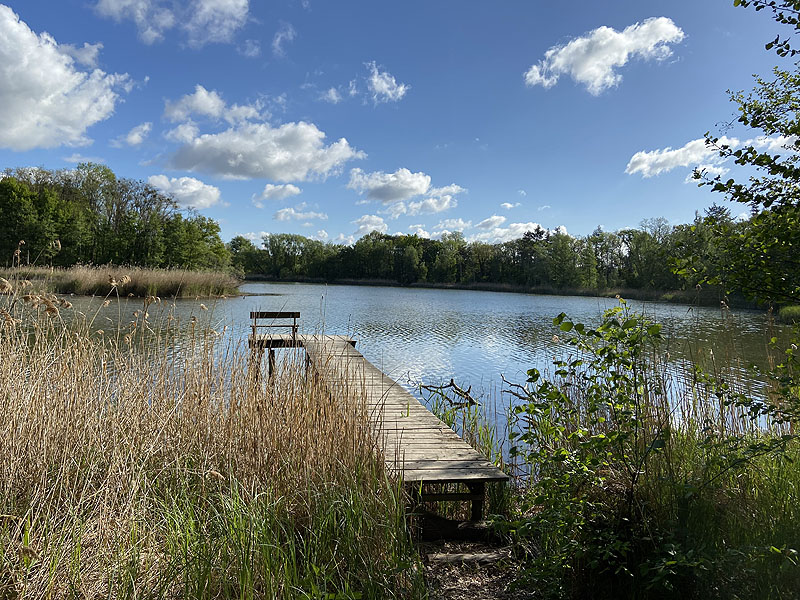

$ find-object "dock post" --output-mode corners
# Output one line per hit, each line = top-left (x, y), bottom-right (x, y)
(268, 349), (276, 379)
(468, 482), (485, 521)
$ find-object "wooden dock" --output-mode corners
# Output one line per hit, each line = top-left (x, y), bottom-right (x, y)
(249, 314), (508, 520)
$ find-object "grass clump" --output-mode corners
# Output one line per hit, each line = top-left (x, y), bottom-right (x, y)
(778, 304), (800, 323)
(0, 280), (422, 598)
(0, 264), (240, 298)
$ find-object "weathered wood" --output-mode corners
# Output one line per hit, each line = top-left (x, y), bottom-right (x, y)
(249, 330), (508, 521)
(250, 311), (300, 319)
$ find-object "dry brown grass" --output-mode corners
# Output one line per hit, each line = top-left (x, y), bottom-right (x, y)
(0, 280), (421, 599)
(0, 265), (240, 298)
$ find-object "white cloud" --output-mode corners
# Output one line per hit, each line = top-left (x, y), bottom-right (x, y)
(252, 183), (301, 207)
(348, 167), (431, 202)
(274, 203), (327, 221)
(165, 121), (200, 143)
(148, 174), (221, 209)
(524, 17), (685, 95)
(517, 189), (527, 197)
(436, 218), (471, 231)
(60, 42), (104, 67)
(476, 215), (507, 229)
(501, 202), (520, 210)
(95, 0), (248, 46)
(272, 22), (296, 56)
(353, 214), (387, 237)
(321, 87), (342, 104)
(316, 229), (329, 240)
(538, 204), (551, 211)
(750, 134), (798, 152)
(684, 164), (728, 183)
(169, 121), (365, 180)
(625, 136), (738, 178)
(239, 231), (269, 245)
(0, 5), (129, 151)
(408, 226), (430, 238)
(238, 39), (260, 57)
(406, 193), (458, 216)
(185, 0), (248, 47)
(164, 84), (261, 125)
(366, 61), (409, 103)
(112, 121), (152, 147)
(469, 222), (557, 244)
(63, 153), (106, 164)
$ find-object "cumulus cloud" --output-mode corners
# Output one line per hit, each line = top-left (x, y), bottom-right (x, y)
(274, 203), (327, 221)
(625, 136), (738, 178)
(95, 0), (248, 47)
(470, 222), (559, 244)
(349, 168), (464, 218)
(164, 84), (261, 125)
(476, 215), (507, 230)
(321, 87), (342, 104)
(169, 121), (364, 180)
(524, 17), (684, 95)
(366, 61), (409, 103)
(60, 42), (104, 67)
(684, 164), (728, 183)
(501, 202), (520, 210)
(436, 218), (471, 231)
(272, 22), (296, 56)
(148, 174), (221, 209)
(408, 226), (430, 238)
(252, 183), (301, 207)
(165, 121), (200, 143)
(112, 121), (152, 147)
(0, 5), (129, 151)
(185, 0), (248, 47)
(348, 167), (431, 203)
(316, 229), (329, 240)
(353, 214), (387, 237)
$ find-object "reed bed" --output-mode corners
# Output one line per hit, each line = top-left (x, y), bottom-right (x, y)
(0, 280), (422, 599)
(0, 265), (240, 298)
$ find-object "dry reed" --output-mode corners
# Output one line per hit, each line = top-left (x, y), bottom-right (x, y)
(0, 265), (240, 298)
(0, 277), (420, 598)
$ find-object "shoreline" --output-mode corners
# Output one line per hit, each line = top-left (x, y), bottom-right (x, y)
(242, 275), (761, 310)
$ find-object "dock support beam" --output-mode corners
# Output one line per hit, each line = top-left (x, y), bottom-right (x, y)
(467, 482), (485, 521)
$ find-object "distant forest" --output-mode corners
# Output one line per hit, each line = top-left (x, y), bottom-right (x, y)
(0, 165), (229, 270)
(0, 164), (780, 303)
(229, 206), (760, 301)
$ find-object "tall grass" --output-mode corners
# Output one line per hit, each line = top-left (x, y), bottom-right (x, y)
(0, 278), (422, 598)
(0, 265), (240, 298)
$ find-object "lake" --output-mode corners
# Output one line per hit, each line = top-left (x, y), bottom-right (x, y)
(73, 282), (789, 405)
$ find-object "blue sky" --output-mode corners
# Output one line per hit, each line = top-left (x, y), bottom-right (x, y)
(0, 0), (787, 245)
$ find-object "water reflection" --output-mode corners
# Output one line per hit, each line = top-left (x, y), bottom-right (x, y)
(63, 282), (791, 405)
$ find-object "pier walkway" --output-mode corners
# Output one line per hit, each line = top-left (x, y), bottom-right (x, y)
(249, 312), (508, 520)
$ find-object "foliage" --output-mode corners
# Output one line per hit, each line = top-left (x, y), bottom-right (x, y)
(226, 218), (764, 302)
(501, 302), (800, 599)
(0, 165), (231, 271)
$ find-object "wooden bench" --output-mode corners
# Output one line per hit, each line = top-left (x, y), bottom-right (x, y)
(249, 311), (300, 378)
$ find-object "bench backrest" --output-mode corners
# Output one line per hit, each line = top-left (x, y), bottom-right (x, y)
(250, 311), (299, 339)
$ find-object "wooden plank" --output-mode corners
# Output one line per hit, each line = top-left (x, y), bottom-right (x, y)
(296, 335), (509, 493)
(250, 311), (300, 319)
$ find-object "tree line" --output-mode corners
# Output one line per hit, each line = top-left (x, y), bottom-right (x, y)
(0, 164), (229, 270)
(228, 208), (778, 302)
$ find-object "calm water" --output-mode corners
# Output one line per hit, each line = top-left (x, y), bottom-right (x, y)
(72, 282), (789, 402)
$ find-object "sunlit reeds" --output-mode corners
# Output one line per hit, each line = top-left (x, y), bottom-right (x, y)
(0, 278), (422, 599)
(0, 265), (240, 298)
